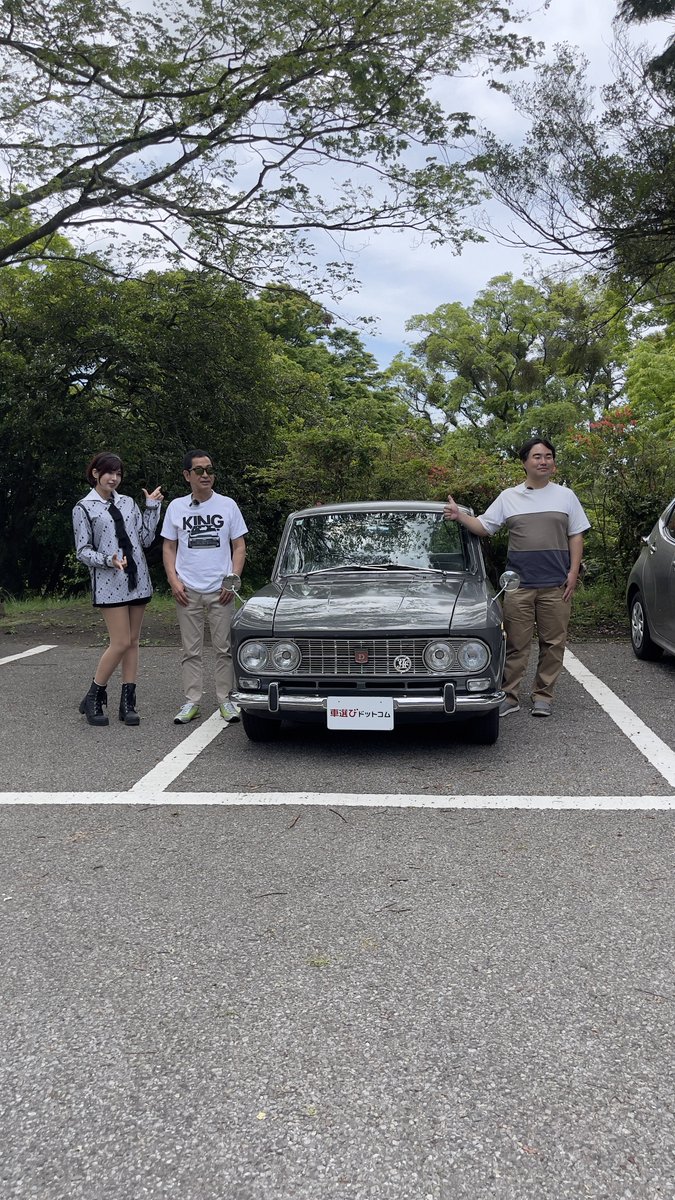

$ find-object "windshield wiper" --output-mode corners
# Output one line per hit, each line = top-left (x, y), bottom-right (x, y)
(301, 564), (384, 576)
(299, 562), (449, 577)
(370, 561), (441, 572)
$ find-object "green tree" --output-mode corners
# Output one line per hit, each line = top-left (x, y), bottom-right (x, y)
(395, 273), (635, 450)
(483, 30), (675, 289)
(432, 428), (521, 511)
(253, 298), (440, 509)
(253, 286), (388, 427)
(0, 0), (536, 284)
(566, 406), (675, 583)
(250, 284), (445, 509)
(1, 246), (443, 595)
(626, 332), (675, 434)
(618, 0), (675, 88)
(0, 256), (283, 594)
(256, 415), (443, 510)
(0, 253), (119, 594)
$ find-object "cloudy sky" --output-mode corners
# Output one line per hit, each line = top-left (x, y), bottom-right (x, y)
(320, 0), (661, 369)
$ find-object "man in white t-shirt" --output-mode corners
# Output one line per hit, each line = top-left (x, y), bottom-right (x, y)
(162, 450), (248, 724)
(444, 437), (590, 718)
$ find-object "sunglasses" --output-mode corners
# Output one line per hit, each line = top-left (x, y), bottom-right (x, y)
(190, 466), (215, 476)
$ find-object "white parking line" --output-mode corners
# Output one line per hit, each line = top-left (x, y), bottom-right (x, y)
(0, 792), (673, 809)
(0, 645), (57, 666)
(1, 644), (673, 806)
(564, 649), (675, 788)
(128, 710), (232, 793)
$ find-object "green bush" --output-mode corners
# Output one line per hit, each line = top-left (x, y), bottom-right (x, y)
(569, 580), (628, 638)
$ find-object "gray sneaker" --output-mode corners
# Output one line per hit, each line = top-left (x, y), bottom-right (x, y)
(174, 702), (201, 725)
(499, 698), (520, 718)
(531, 698), (552, 718)
(219, 699), (241, 722)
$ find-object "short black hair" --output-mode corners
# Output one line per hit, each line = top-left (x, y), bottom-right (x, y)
(183, 449), (213, 472)
(86, 452), (123, 486)
(518, 437), (556, 463)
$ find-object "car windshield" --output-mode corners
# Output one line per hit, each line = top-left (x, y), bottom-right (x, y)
(278, 511), (467, 576)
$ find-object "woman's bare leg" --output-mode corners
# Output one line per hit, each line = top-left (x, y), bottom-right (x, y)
(93, 607), (133, 684)
(121, 604), (147, 683)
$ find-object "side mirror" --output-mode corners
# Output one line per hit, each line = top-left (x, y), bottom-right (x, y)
(494, 570), (520, 601)
(222, 573), (244, 606)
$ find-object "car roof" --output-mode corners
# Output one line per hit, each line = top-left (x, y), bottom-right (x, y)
(288, 500), (473, 519)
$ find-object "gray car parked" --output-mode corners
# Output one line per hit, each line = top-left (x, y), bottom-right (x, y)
(231, 501), (509, 745)
(626, 497), (675, 660)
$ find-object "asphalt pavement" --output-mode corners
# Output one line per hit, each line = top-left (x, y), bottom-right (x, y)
(0, 640), (673, 1199)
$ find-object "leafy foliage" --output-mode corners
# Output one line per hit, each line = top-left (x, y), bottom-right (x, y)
(627, 332), (675, 433)
(0, 248), (444, 594)
(395, 272), (636, 450)
(0, 0), (537, 286)
(566, 406), (675, 583)
(0, 255), (281, 592)
(2, 238), (673, 610)
(483, 34), (675, 291)
(618, 0), (675, 89)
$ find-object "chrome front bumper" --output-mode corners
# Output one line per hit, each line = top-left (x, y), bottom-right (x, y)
(232, 688), (504, 715)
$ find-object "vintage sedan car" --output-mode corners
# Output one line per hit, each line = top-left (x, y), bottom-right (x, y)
(231, 501), (509, 744)
(626, 496), (675, 660)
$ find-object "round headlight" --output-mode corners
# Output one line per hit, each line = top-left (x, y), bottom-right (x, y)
(423, 640), (454, 672)
(239, 641), (270, 671)
(271, 641), (301, 671)
(457, 641), (489, 671)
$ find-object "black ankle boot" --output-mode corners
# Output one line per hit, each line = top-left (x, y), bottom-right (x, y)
(119, 682), (140, 725)
(79, 680), (109, 726)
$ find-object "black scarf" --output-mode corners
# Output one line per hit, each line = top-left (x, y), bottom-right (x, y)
(107, 497), (138, 591)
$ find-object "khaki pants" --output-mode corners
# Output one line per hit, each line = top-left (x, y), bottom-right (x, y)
(175, 588), (234, 705)
(502, 585), (571, 704)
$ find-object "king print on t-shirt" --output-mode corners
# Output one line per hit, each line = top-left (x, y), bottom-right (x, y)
(183, 511), (224, 549)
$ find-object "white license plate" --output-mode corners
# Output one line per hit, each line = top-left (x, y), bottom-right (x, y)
(327, 696), (394, 730)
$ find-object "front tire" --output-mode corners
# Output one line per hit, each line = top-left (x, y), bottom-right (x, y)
(464, 707), (500, 745)
(629, 592), (662, 661)
(241, 710), (282, 742)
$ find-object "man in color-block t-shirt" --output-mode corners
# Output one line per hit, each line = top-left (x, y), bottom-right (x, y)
(444, 437), (590, 718)
(162, 449), (247, 725)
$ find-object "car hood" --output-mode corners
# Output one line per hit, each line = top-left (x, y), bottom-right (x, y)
(268, 575), (486, 634)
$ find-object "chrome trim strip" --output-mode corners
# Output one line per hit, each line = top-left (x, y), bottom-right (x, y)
(232, 691), (504, 714)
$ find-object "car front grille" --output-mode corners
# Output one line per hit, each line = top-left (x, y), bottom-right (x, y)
(299, 637), (430, 675)
(247, 637), (488, 676)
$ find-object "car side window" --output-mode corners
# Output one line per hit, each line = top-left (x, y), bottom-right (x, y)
(665, 502), (675, 542)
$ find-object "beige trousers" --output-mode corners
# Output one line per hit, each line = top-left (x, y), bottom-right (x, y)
(175, 588), (234, 705)
(502, 585), (571, 704)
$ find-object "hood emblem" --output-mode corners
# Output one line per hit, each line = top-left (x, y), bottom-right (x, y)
(393, 654), (412, 674)
(354, 650), (369, 664)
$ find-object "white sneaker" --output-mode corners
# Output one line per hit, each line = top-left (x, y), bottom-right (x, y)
(174, 702), (201, 725)
(219, 699), (241, 722)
